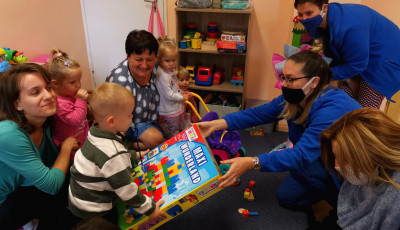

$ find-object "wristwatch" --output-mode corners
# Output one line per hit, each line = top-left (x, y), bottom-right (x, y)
(252, 156), (260, 170)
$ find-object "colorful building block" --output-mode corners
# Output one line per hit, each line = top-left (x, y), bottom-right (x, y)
(249, 180), (255, 188)
(242, 209), (249, 218)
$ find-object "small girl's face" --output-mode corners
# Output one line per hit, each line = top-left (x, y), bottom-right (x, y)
(54, 68), (82, 97)
(178, 75), (190, 91)
(159, 50), (178, 73)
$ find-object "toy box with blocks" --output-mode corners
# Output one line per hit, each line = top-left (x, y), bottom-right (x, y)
(117, 124), (223, 230)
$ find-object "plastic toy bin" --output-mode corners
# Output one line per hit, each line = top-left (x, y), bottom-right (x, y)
(199, 104), (241, 119)
(221, 1), (250, 9)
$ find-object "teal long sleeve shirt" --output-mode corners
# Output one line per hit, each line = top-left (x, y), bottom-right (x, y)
(0, 120), (65, 205)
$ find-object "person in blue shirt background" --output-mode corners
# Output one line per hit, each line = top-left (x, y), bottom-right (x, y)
(198, 50), (361, 210)
(295, 0), (400, 108)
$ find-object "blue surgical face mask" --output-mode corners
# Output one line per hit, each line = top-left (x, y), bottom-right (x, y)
(300, 9), (326, 39)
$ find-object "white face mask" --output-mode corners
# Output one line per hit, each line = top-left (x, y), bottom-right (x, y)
(335, 164), (369, 186)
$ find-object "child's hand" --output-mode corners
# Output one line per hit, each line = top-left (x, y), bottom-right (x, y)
(136, 149), (150, 160)
(76, 89), (89, 101)
(148, 200), (167, 222)
(182, 92), (191, 101)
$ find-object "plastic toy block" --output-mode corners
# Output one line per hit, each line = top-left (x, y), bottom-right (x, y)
(248, 191), (255, 201)
(244, 191), (250, 199)
(249, 180), (255, 188)
(233, 178), (241, 186)
(126, 217), (134, 224)
(242, 209), (249, 218)
(245, 188), (251, 193)
(238, 208), (246, 214)
(249, 211), (259, 216)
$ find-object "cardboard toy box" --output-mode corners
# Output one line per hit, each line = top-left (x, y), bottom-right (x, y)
(117, 124), (222, 230)
(216, 39), (246, 50)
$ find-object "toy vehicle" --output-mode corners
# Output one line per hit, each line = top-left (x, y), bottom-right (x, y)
(213, 69), (223, 85)
(186, 65), (196, 83)
(195, 66), (213, 86)
(231, 66), (244, 86)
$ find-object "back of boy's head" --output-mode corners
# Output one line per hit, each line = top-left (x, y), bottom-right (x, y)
(176, 66), (189, 80)
(90, 82), (134, 122)
(47, 48), (80, 82)
(157, 36), (177, 59)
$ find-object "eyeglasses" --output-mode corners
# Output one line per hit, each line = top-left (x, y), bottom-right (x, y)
(279, 73), (311, 85)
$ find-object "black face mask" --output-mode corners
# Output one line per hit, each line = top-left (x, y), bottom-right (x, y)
(281, 77), (315, 104)
(282, 87), (306, 104)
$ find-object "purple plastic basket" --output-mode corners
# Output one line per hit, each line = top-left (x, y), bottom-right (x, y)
(200, 111), (241, 157)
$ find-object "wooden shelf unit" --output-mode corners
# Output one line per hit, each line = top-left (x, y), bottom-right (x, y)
(175, 7), (252, 107)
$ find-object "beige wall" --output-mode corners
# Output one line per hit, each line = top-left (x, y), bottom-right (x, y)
(167, 0), (379, 102)
(2, 0), (399, 101)
(0, 0), (92, 90)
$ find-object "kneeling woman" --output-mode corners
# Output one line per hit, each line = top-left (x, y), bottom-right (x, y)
(198, 50), (361, 209)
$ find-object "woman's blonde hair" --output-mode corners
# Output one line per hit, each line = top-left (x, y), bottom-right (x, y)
(157, 36), (177, 60)
(321, 108), (400, 189)
(89, 82), (134, 122)
(47, 48), (80, 82)
(280, 50), (332, 124)
(175, 66), (190, 81)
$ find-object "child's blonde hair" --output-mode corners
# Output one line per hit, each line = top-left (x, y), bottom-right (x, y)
(89, 82), (134, 122)
(47, 48), (80, 82)
(175, 66), (190, 80)
(157, 36), (177, 59)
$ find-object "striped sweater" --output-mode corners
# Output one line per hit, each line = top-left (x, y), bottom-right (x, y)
(68, 125), (156, 218)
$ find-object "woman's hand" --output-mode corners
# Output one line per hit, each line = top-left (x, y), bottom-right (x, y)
(196, 119), (228, 137)
(218, 157), (254, 188)
(54, 131), (83, 174)
(61, 131), (83, 152)
(148, 200), (167, 222)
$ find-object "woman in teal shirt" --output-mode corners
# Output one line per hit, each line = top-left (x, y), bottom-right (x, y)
(0, 63), (79, 229)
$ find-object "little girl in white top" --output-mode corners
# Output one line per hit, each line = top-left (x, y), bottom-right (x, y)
(155, 37), (191, 138)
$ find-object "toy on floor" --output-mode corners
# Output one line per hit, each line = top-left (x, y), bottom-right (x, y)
(250, 127), (264, 136)
(238, 208), (258, 218)
(249, 180), (255, 188)
(244, 186), (255, 201)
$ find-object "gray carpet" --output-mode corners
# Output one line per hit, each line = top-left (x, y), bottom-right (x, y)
(158, 130), (308, 230)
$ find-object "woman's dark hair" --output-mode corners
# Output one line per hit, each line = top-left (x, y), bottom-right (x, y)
(125, 30), (159, 57)
(0, 63), (53, 133)
(294, 0), (329, 9)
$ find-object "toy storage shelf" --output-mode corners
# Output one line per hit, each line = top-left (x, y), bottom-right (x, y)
(175, 6), (252, 107)
(189, 81), (243, 93)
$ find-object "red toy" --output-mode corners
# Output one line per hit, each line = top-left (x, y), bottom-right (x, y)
(195, 66), (213, 86)
(213, 69), (223, 85)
